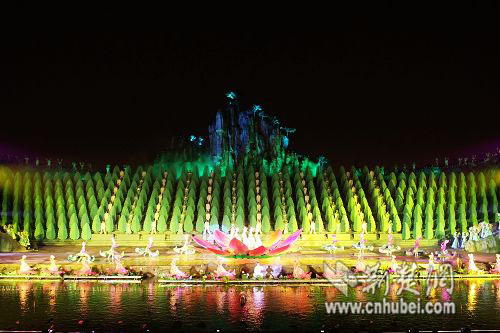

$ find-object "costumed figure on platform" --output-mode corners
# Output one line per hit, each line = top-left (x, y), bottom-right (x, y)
(460, 231), (468, 249)
(427, 253), (437, 274)
(405, 237), (425, 258)
(361, 220), (368, 234)
(167, 258), (189, 279)
(68, 242), (95, 263)
(270, 262), (282, 279)
(378, 233), (401, 257)
(253, 263), (268, 279)
(323, 234), (344, 254)
(214, 262), (236, 279)
(229, 223), (238, 238)
(135, 236), (160, 257)
(467, 253), (483, 274)
(100, 235), (124, 262)
(78, 256), (97, 276)
(47, 255), (64, 275)
(113, 258), (129, 275)
(19, 255), (36, 274)
(489, 254), (500, 274)
(352, 232), (374, 255)
(309, 219), (316, 234)
(354, 251), (367, 273)
(202, 219), (211, 240)
(451, 232), (460, 249)
(293, 260), (312, 279)
(482, 223), (493, 238)
(174, 234), (196, 255)
(435, 239), (455, 261)
(468, 226), (479, 242)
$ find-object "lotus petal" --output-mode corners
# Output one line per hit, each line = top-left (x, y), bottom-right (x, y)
(268, 244), (291, 255)
(203, 247), (227, 255)
(265, 230), (283, 249)
(192, 236), (225, 254)
(192, 236), (212, 249)
(248, 245), (268, 257)
(229, 238), (249, 255)
(274, 229), (302, 249)
(214, 229), (231, 248)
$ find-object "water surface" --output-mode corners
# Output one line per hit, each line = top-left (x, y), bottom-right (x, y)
(0, 279), (499, 332)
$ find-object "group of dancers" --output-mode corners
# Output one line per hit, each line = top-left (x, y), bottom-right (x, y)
(16, 235), (163, 276)
(203, 223), (264, 251)
(451, 222), (495, 249)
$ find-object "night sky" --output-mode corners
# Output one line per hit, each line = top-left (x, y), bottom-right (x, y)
(0, 31), (498, 169)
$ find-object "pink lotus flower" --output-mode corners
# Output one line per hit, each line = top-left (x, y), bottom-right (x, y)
(192, 229), (302, 257)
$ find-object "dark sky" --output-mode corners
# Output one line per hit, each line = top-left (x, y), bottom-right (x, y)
(0, 31), (498, 169)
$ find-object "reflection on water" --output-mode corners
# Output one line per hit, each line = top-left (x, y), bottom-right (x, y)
(468, 281), (479, 312)
(0, 279), (498, 331)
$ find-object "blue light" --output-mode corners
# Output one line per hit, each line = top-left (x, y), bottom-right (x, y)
(282, 136), (289, 148)
(190, 135), (196, 142)
(252, 105), (262, 112)
(226, 92), (237, 100)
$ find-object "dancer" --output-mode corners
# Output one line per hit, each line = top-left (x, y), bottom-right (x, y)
(490, 254), (500, 274)
(100, 235), (124, 262)
(151, 217), (157, 235)
(361, 220), (368, 234)
(253, 263), (268, 279)
(309, 219), (316, 234)
(229, 223), (238, 238)
(480, 222), (487, 238)
(111, 234), (118, 250)
(451, 232), (460, 249)
(78, 256), (96, 276)
(293, 260), (312, 279)
(68, 242), (95, 263)
(405, 237), (424, 258)
(135, 236), (159, 257)
(169, 259), (189, 279)
(241, 227), (249, 244)
(214, 262), (236, 279)
(270, 262), (282, 279)
(353, 231), (374, 255)
(47, 255), (63, 275)
(470, 226), (480, 242)
(19, 255), (34, 274)
(467, 253), (480, 273)
(202, 220), (211, 240)
(379, 233), (400, 257)
(440, 240), (449, 256)
(427, 253), (436, 273)
(114, 258), (128, 275)
(354, 252), (366, 273)
(173, 234), (195, 255)
(100, 218), (107, 234)
(460, 231), (468, 249)
(323, 234), (344, 254)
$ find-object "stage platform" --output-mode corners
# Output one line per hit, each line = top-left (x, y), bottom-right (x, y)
(158, 274), (500, 284)
(39, 232), (439, 248)
(0, 274), (143, 282)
